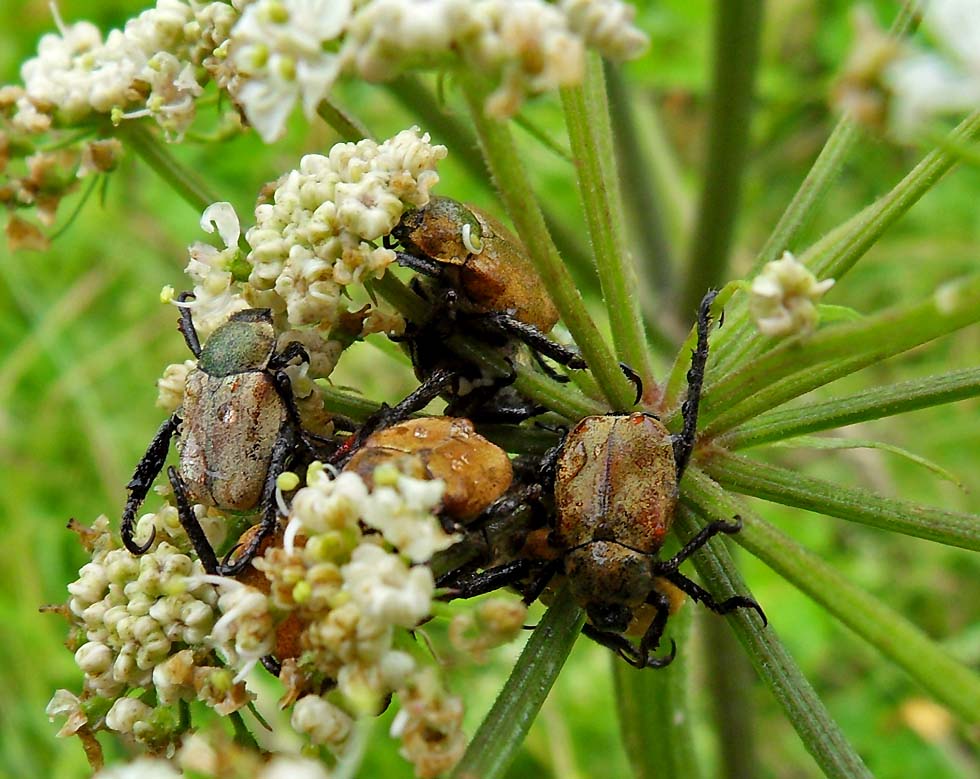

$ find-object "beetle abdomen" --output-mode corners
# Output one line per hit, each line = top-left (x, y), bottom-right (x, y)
(179, 371), (286, 510)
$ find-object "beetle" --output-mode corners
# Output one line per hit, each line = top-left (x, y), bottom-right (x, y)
(121, 295), (334, 576)
(343, 415), (516, 532)
(388, 196), (641, 420)
(438, 290), (766, 668)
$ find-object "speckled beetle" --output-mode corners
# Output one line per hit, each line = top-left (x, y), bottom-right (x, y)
(388, 196), (641, 420)
(121, 295), (332, 575)
(440, 291), (766, 668)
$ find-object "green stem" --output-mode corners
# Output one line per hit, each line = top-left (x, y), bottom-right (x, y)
(613, 607), (701, 779)
(604, 60), (676, 294)
(680, 0), (764, 316)
(712, 110), (980, 377)
(722, 367), (980, 449)
(461, 75), (636, 410)
(451, 587), (584, 779)
(677, 477), (871, 779)
(119, 122), (216, 213)
(704, 609), (758, 779)
(710, 2), (922, 376)
(561, 54), (655, 390)
(705, 450), (980, 551)
(696, 272), (980, 436)
(316, 97), (373, 142)
(683, 470), (980, 725)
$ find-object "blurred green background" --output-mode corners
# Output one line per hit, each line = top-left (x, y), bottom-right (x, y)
(1, 1), (978, 777)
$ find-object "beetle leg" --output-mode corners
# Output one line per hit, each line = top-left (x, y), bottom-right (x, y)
(635, 588), (674, 663)
(167, 466), (220, 575)
(653, 516), (743, 574)
(394, 250), (445, 278)
(269, 367), (338, 459)
(477, 311), (589, 368)
(121, 414), (180, 555)
(672, 288), (719, 478)
(175, 291), (202, 359)
(581, 625), (677, 669)
(260, 655), (282, 677)
(218, 427), (293, 576)
(329, 367), (457, 466)
(268, 340), (310, 372)
(661, 570), (767, 625)
(437, 558), (552, 601)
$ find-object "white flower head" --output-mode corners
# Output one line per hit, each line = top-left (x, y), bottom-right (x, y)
(291, 694), (353, 748)
(341, 544), (434, 628)
(229, 0), (353, 142)
(749, 251), (834, 337)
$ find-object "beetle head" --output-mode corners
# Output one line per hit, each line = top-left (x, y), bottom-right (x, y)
(198, 308), (276, 376)
(392, 196), (482, 267)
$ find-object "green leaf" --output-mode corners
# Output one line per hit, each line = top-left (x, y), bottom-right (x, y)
(452, 587), (584, 779)
(722, 367), (980, 449)
(705, 451), (980, 551)
(814, 304), (863, 324)
(766, 435), (964, 489)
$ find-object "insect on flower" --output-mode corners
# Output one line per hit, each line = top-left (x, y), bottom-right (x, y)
(121, 296), (335, 575)
(440, 291), (766, 668)
(388, 196), (641, 421)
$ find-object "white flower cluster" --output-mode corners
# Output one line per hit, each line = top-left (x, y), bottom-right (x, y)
(16, 1), (212, 137)
(344, 0), (649, 121)
(47, 513), (254, 745)
(884, 0), (980, 139)
(749, 251), (835, 337)
(245, 127), (445, 329)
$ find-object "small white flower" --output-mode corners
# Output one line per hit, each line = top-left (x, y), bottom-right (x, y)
(359, 473), (455, 563)
(93, 757), (182, 779)
(341, 544), (434, 628)
(749, 251), (834, 337)
(291, 694), (354, 747)
(156, 359), (195, 412)
(46, 689), (88, 737)
(259, 756), (335, 779)
(229, 0), (353, 142)
(105, 697), (154, 734)
(201, 576), (276, 680)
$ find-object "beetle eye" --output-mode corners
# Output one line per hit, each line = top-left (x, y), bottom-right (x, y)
(461, 222), (483, 254)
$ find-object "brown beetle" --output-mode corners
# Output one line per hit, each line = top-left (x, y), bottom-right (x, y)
(389, 197), (641, 422)
(121, 297), (332, 576)
(440, 291), (765, 668)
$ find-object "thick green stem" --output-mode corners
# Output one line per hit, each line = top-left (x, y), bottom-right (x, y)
(561, 54), (656, 390)
(673, 486), (872, 779)
(722, 367), (980, 449)
(451, 587), (584, 779)
(613, 607), (701, 779)
(120, 122), (216, 213)
(683, 470), (980, 724)
(705, 450), (980, 551)
(696, 272), (980, 436)
(680, 0), (764, 316)
(461, 75), (637, 410)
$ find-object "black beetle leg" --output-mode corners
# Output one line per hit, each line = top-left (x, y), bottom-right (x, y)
(652, 516), (743, 574)
(394, 250), (444, 278)
(478, 311), (588, 369)
(175, 291), (202, 359)
(260, 655), (282, 677)
(269, 368), (337, 459)
(582, 624), (676, 669)
(636, 588), (673, 662)
(437, 558), (547, 600)
(167, 466), (220, 575)
(672, 288), (718, 478)
(218, 426), (293, 576)
(329, 367), (457, 467)
(662, 570), (767, 626)
(121, 414), (180, 555)
(268, 340), (310, 372)
(618, 362), (644, 405)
